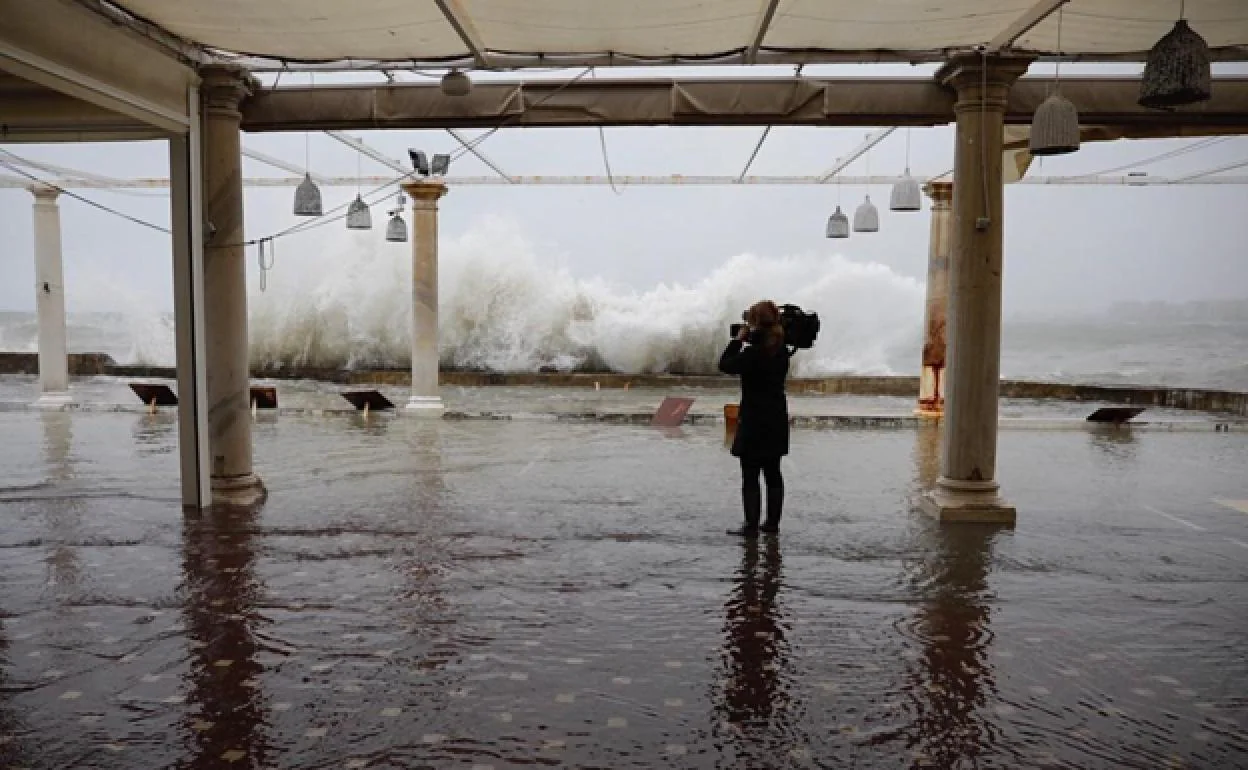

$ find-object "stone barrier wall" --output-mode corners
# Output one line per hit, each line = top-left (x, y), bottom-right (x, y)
(2, 353), (1245, 417)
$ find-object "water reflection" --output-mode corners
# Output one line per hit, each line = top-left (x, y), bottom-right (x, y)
(1087, 424), (1138, 461)
(41, 412), (81, 592)
(716, 536), (794, 763)
(133, 411), (178, 454)
(179, 505), (269, 769)
(904, 421), (1005, 766)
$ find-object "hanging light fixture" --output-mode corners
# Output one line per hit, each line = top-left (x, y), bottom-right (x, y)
(1139, 0), (1212, 109)
(293, 74), (323, 217)
(441, 69), (473, 97)
(889, 127), (922, 211)
(346, 195), (372, 230)
(385, 192), (408, 242)
(826, 206), (850, 239)
(853, 143), (879, 233)
(826, 173), (849, 239)
(1030, 6), (1080, 156)
(345, 144), (372, 230)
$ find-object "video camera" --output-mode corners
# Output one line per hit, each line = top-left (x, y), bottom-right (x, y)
(729, 303), (821, 349)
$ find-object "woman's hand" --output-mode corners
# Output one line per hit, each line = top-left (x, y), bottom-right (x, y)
(736, 324), (751, 342)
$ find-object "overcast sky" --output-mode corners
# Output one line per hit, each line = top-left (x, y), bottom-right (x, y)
(2, 62), (1246, 319)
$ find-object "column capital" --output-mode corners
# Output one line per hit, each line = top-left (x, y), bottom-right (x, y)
(28, 183), (60, 203)
(937, 53), (1033, 111)
(401, 180), (448, 210)
(200, 64), (258, 118)
(923, 180), (953, 207)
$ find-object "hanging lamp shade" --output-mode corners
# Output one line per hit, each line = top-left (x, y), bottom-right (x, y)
(441, 70), (473, 97)
(293, 172), (323, 217)
(385, 212), (408, 242)
(1029, 92), (1081, 156)
(889, 171), (922, 211)
(826, 205), (850, 239)
(1139, 19), (1212, 109)
(853, 196), (879, 233)
(345, 194), (372, 230)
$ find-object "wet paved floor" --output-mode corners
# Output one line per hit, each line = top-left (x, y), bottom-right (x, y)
(1, 410), (1247, 768)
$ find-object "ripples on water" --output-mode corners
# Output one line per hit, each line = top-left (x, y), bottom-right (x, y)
(0, 412), (1245, 768)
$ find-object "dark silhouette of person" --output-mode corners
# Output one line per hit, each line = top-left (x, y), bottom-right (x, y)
(719, 300), (793, 537)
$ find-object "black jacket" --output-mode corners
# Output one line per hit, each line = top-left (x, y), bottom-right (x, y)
(719, 336), (790, 460)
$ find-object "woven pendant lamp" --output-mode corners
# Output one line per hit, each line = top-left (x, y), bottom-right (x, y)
(293, 172), (323, 217)
(826, 205), (850, 238)
(853, 144), (878, 232)
(441, 69), (473, 97)
(890, 128), (922, 211)
(385, 192), (408, 242)
(346, 194), (372, 230)
(853, 195), (879, 232)
(1139, 3), (1212, 109)
(1030, 7), (1080, 156)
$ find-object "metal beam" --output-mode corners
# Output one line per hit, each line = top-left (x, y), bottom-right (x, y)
(989, 0), (1068, 51)
(241, 77), (1248, 133)
(433, 0), (492, 70)
(5, 173), (1245, 190)
(817, 128), (896, 182)
(0, 0), (197, 134)
(746, 0), (783, 65)
(446, 128), (514, 182)
(240, 146), (329, 183)
(323, 130), (408, 174)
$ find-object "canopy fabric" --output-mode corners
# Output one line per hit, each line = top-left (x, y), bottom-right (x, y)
(108, 0), (1248, 66)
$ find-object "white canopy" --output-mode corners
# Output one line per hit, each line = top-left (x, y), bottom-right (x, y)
(107, 0), (1248, 68)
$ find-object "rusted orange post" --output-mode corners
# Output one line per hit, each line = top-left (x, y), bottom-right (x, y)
(917, 180), (953, 417)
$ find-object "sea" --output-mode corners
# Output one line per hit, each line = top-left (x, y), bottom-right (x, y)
(2, 227), (1246, 391)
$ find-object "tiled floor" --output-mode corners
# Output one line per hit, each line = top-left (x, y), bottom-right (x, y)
(0, 410), (1246, 768)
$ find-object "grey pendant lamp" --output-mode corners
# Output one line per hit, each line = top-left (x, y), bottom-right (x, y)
(293, 75), (323, 217)
(889, 127), (922, 211)
(385, 192), (408, 243)
(345, 146), (372, 230)
(1139, 0), (1212, 109)
(441, 69), (473, 97)
(853, 145), (879, 233)
(826, 175), (849, 238)
(1030, 6), (1080, 156)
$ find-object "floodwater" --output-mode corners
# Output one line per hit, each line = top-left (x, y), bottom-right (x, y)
(0, 410), (1246, 768)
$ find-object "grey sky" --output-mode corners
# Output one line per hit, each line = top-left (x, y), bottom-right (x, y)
(2, 63), (1246, 318)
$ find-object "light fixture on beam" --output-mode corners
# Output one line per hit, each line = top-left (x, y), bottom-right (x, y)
(441, 69), (473, 97)
(1030, 6), (1080, 156)
(431, 154), (451, 176)
(1139, 1), (1212, 109)
(890, 127), (922, 211)
(293, 172), (322, 217)
(345, 141), (372, 229)
(826, 206), (850, 239)
(346, 195), (372, 230)
(853, 143), (879, 232)
(385, 192), (408, 242)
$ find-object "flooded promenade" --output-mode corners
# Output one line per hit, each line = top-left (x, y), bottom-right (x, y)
(0, 403), (1246, 768)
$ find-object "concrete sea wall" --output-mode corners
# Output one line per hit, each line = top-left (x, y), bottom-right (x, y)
(2, 353), (1246, 417)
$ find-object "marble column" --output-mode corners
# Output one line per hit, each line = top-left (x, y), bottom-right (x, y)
(916, 180), (953, 418)
(200, 65), (265, 506)
(400, 180), (447, 416)
(921, 54), (1031, 525)
(30, 184), (72, 407)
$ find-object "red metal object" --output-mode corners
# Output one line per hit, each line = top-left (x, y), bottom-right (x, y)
(651, 397), (695, 427)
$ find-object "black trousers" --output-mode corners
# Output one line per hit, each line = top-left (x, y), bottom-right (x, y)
(739, 456), (783, 529)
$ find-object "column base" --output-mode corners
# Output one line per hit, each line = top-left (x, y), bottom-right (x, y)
(35, 391), (74, 410)
(920, 477), (1016, 525)
(914, 407), (943, 419)
(405, 396), (444, 417)
(211, 473), (267, 508)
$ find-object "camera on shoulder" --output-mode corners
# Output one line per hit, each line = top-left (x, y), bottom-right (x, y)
(728, 304), (821, 349)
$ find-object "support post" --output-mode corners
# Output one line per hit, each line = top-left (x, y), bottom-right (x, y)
(200, 65), (265, 506)
(169, 84), (212, 511)
(916, 180), (953, 418)
(29, 183), (71, 407)
(921, 54), (1032, 525)
(401, 180), (448, 416)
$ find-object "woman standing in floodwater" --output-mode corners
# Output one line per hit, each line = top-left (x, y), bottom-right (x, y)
(719, 300), (792, 537)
